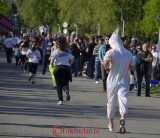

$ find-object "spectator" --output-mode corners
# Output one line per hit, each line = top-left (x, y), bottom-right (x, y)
(99, 35), (110, 91)
(70, 38), (80, 77)
(137, 43), (153, 97)
(151, 45), (159, 80)
(41, 34), (53, 75)
(78, 37), (86, 76)
(86, 37), (96, 79)
(93, 38), (102, 84)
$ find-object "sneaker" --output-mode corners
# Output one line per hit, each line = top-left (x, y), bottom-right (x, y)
(57, 101), (63, 105)
(32, 81), (35, 84)
(63, 86), (70, 101)
(120, 118), (126, 134)
(108, 124), (114, 132)
(28, 76), (33, 81)
(95, 81), (99, 84)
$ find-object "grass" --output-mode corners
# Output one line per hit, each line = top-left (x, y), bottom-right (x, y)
(141, 85), (160, 96)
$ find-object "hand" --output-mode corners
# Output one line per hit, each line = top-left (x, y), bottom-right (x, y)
(141, 57), (145, 61)
(101, 62), (104, 65)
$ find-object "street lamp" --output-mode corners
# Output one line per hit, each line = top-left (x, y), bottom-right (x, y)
(74, 24), (78, 38)
(96, 20), (100, 36)
(121, 16), (124, 37)
(58, 24), (60, 33)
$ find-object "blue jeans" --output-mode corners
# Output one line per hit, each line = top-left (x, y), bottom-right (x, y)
(42, 54), (50, 74)
(87, 57), (95, 78)
(74, 58), (79, 76)
(95, 61), (100, 81)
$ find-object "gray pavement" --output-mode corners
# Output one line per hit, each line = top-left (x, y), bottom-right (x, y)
(0, 52), (160, 138)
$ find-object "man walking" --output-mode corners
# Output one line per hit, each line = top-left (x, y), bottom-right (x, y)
(103, 29), (135, 134)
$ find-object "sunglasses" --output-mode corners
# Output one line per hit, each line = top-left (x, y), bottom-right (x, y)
(137, 48), (141, 49)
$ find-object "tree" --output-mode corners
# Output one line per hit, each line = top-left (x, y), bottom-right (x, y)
(0, 0), (11, 18)
(142, 0), (160, 38)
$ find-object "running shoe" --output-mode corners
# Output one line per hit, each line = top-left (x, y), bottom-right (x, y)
(108, 124), (114, 132)
(57, 101), (63, 105)
(120, 118), (126, 134)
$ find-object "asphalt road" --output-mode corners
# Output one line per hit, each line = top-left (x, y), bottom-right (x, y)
(0, 52), (160, 138)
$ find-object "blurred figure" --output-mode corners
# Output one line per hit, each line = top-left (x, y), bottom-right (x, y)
(99, 35), (110, 91)
(86, 37), (96, 79)
(4, 35), (13, 63)
(151, 45), (159, 80)
(41, 34), (53, 75)
(93, 38), (102, 84)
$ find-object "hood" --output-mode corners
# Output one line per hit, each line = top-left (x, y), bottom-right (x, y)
(109, 28), (124, 51)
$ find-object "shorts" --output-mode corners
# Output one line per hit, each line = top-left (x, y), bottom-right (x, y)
(29, 62), (38, 74)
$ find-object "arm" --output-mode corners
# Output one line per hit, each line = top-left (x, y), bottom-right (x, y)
(99, 46), (104, 64)
(69, 58), (74, 65)
(93, 46), (98, 56)
(144, 52), (153, 63)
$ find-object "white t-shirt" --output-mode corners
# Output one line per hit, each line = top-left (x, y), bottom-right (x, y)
(51, 49), (74, 67)
(27, 49), (41, 63)
(151, 51), (158, 67)
(4, 38), (13, 48)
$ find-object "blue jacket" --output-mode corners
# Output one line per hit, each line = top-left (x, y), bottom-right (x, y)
(99, 44), (106, 63)
(42, 39), (53, 56)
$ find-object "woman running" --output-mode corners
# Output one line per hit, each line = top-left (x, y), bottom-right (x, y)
(50, 37), (74, 105)
(27, 42), (41, 84)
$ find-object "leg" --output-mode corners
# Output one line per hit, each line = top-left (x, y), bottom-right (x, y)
(118, 84), (129, 117)
(101, 64), (106, 90)
(107, 83), (118, 131)
(74, 58), (79, 77)
(118, 84), (129, 134)
(42, 54), (48, 74)
(145, 74), (151, 96)
(137, 75), (143, 96)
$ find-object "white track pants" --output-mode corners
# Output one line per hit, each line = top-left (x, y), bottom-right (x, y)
(107, 82), (129, 118)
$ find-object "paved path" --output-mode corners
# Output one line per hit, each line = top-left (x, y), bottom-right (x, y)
(0, 52), (160, 138)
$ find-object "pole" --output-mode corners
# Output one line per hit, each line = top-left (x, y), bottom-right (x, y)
(98, 21), (100, 36)
(76, 25), (78, 38)
(122, 20), (124, 37)
(121, 8), (123, 37)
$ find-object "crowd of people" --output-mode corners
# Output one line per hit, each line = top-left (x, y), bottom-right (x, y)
(1, 27), (160, 134)
(0, 29), (160, 93)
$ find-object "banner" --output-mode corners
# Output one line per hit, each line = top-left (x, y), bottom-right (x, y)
(0, 14), (13, 31)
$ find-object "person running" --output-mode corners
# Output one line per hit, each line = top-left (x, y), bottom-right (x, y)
(27, 42), (41, 84)
(103, 29), (135, 134)
(20, 38), (30, 73)
(50, 37), (74, 105)
(4, 34), (14, 63)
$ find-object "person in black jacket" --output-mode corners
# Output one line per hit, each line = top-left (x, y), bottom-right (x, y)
(78, 38), (86, 76)
(70, 38), (80, 77)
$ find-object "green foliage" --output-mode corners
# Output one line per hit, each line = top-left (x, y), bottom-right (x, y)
(15, 0), (160, 38)
(0, 0), (12, 18)
(16, 0), (59, 29)
(142, 0), (160, 38)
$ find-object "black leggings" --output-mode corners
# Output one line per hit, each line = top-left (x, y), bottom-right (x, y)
(54, 65), (71, 101)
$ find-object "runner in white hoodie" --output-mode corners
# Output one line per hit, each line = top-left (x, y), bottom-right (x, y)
(103, 29), (135, 134)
